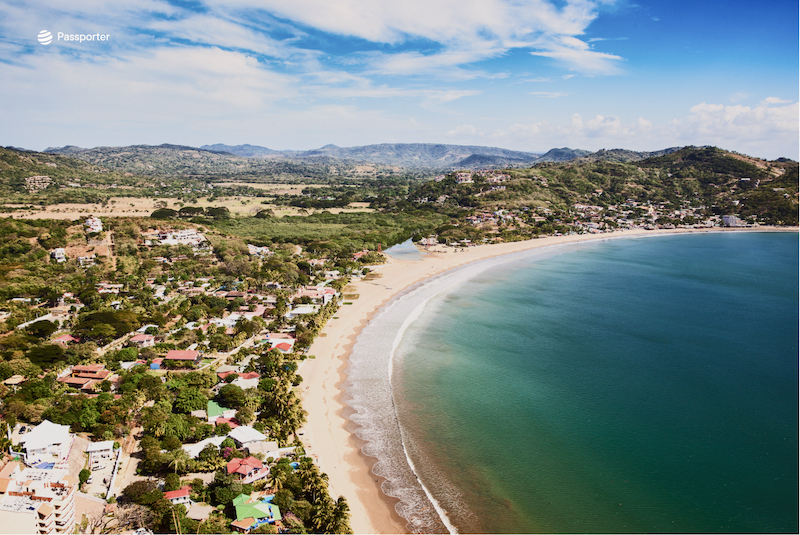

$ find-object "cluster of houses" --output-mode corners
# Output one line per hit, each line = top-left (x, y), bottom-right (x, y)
(432, 170), (511, 184)
(24, 176), (52, 192)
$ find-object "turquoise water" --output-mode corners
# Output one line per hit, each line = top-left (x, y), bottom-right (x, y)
(392, 232), (799, 533)
(385, 238), (428, 261)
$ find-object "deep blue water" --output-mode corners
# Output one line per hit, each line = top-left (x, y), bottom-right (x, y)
(393, 232), (799, 533)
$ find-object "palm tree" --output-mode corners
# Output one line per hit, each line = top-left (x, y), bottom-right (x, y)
(167, 449), (190, 474)
(267, 464), (288, 492)
(330, 496), (352, 534)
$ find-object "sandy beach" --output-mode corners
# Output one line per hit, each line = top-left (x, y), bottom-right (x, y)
(297, 226), (796, 534)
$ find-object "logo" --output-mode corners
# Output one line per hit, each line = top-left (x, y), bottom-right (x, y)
(38, 30), (52, 45)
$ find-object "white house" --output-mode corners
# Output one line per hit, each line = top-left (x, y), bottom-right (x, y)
(16, 420), (72, 467)
(85, 441), (115, 468)
(227, 426), (267, 448)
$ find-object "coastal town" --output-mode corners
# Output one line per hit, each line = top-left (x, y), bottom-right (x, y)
(0, 216), (366, 534)
(0, 146), (795, 534)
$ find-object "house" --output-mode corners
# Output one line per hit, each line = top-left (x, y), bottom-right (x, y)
(284, 305), (319, 320)
(227, 426), (267, 448)
(231, 494), (281, 533)
(206, 401), (236, 425)
(84, 217), (103, 234)
(14, 420), (72, 467)
(2, 375), (25, 389)
(0, 463), (77, 534)
(164, 486), (192, 506)
(226, 457), (269, 483)
(182, 436), (226, 459)
(85, 441), (115, 469)
(218, 371), (261, 390)
(164, 350), (200, 366)
(50, 249), (66, 263)
(150, 358), (163, 370)
(128, 334), (155, 348)
(57, 364), (114, 393)
(243, 441), (286, 459)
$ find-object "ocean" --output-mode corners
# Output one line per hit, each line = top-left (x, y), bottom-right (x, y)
(348, 232), (799, 534)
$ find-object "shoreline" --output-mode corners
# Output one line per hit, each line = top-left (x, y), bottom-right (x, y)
(297, 226), (797, 534)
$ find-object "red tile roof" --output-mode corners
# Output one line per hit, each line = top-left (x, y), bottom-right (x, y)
(227, 456), (263, 476)
(164, 485), (191, 501)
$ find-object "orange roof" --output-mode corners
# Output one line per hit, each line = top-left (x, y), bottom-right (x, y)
(231, 518), (256, 530)
(165, 350), (200, 360)
(0, 478), (11, 493)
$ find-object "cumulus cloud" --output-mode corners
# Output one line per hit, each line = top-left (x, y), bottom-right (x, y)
(761, 96), (793, 105)
(441, 100), (799, 159)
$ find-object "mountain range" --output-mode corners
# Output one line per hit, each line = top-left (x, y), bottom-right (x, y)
(41, 142), (685, 175)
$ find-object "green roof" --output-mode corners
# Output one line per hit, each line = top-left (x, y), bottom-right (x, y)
(207, 400), (230, 419)
(233, 494), (281, 523)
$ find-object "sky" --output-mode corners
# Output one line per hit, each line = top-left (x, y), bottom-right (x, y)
(0, 0), (798, 159)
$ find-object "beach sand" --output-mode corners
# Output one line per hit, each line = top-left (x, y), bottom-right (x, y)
(297, 227), (795, 534)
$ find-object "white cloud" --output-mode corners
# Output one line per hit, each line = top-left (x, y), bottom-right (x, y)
(761, 96), (792, 105)
(440, 100), (799, 159)
(529, 91), (568, 98)
(531, 36), (624, 75)
(447, 124), (478, 136)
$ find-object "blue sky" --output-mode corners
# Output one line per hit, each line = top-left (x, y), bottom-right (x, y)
(0, 0), (797, 159)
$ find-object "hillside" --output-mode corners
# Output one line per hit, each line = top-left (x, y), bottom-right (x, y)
(403, 146), (798, 226)
(203, 142), (541, 169)
(44, 144), (413, 180)
(571, 147), (682, 163)
(0, 146), (152, 203)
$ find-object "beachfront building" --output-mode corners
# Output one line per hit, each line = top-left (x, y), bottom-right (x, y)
(227, 426), (268, 449)
(230, 494), (281, 533)
(0, 462), (77, 535)
(226, 457), (269, 484)
(14, 421), (72, 467)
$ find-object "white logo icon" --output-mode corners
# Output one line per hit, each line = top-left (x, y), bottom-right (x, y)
(38, 30), (52, 45)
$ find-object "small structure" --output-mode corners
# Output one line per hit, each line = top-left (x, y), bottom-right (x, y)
(2, 375), (25, 389)
(186, 504), (215, 522)
(228, 426), (268, 449)
(164, 485), (192, 506)
(85, 441), (115, 469)
(231, 494), (281, 533)
(50, 249), (67, 263)
(207, 401), (236, 425)
(182, 436), (226, 459)
(128, 334), (155, 348)
(84, 217), (103, 234)
(244, 441), (284, 459)
(52, 334), (79, 346)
